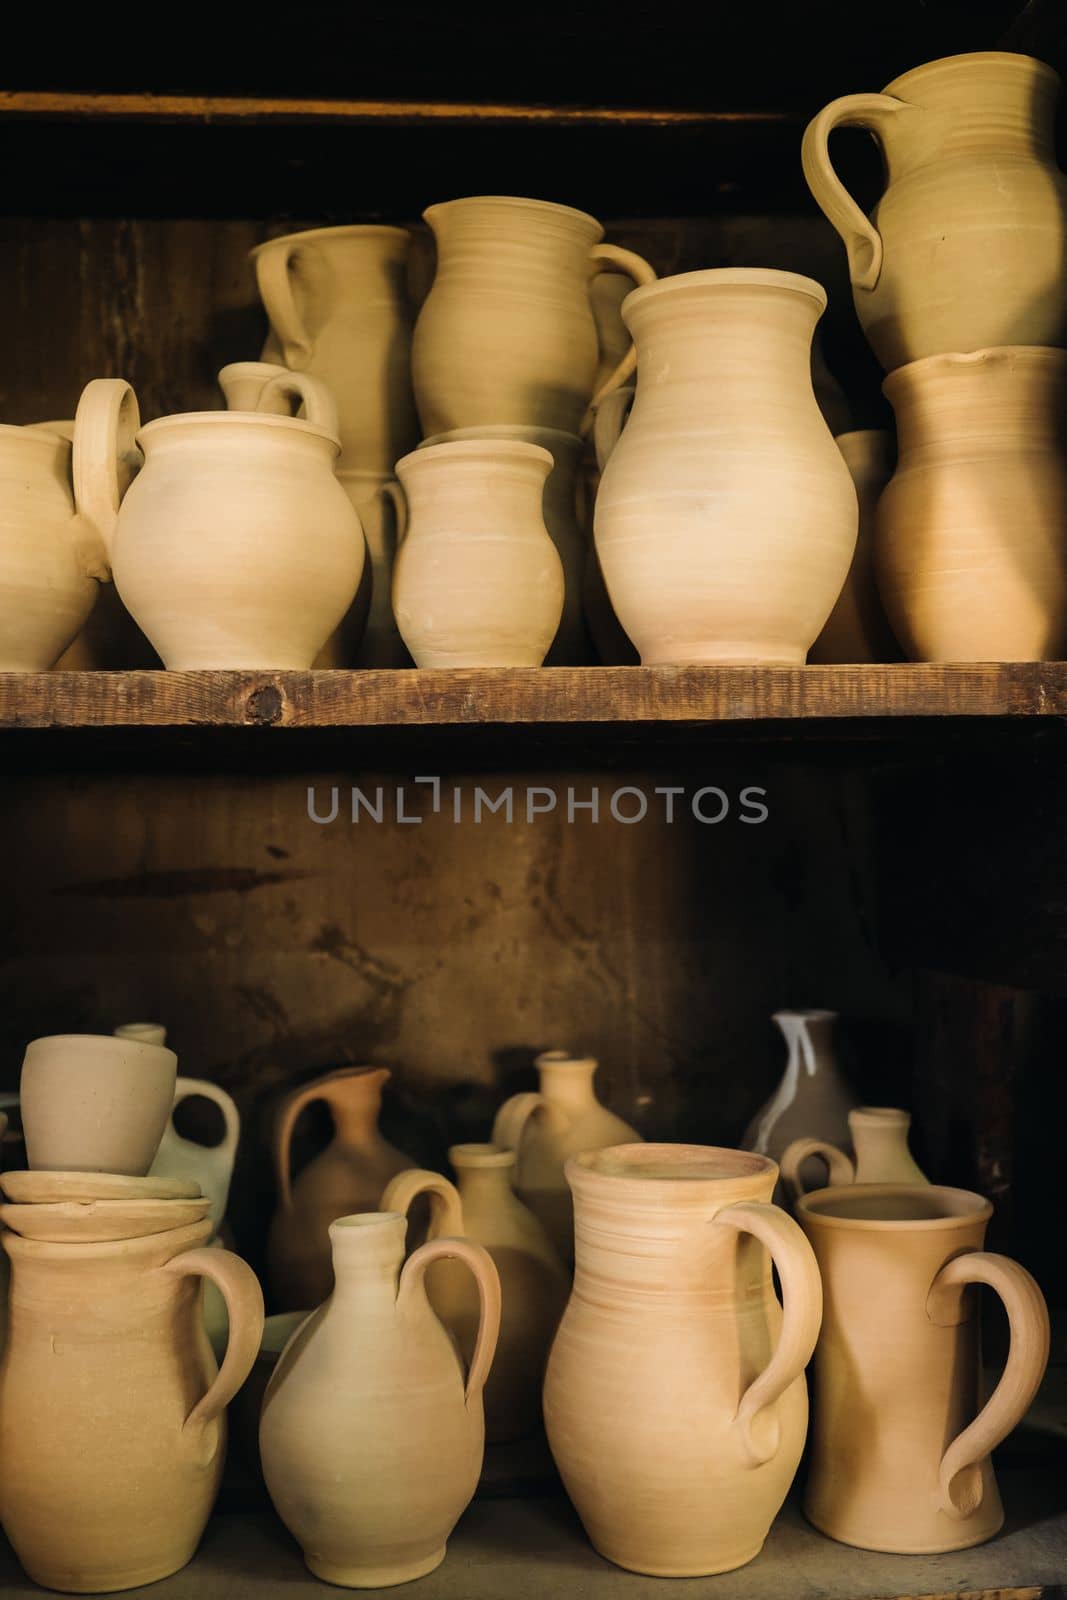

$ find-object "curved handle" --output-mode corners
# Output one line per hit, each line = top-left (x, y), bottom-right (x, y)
(163, 1246), (265, 1429)
(170, 1078), (241, 1164)
(72, 378), (142, 576)
(398, 1236), (501, 1405)
(257, 370), (340, 439)
(254, 241), (316, 367)
(592, 385), (635, 472)
(217, 361), (295, 415)
(801, 93), (905, 291)
(382, 479), (408, 545)
(274, 1081), (336, 1210)
(779, 1137), (856, 1205)
(714, 1200), (823, 1466)
(381, 1167), (465, 1236)
(927, 1251), (1050, 1519)
(585, 244), (656, 420)
(491, 1091), (569, 1153)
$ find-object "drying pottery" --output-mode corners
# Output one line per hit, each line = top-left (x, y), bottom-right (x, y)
(0, 1217), (263, 1592)
(267, 1067), (414, 1310)
(809, 431), (899, 663)
(260, 1212), (500, 1587)
(382, 1143), (569, 1441)
(148, 1078), (240, 1234)
(113, 1022), (168, 1047)
(253, 224), (419, 476)
(20, 1032), (178, 1176)
(741, 1010), (855, 1200)
(0, 1196), (210, 1242)
(797, 1183), (1050, 1553)
(877, 346), (1067, 661)
(544, 1144), (822, 1576)
(803, 53), (1067, 371)
(590, 272), (633, 392)
(392, 439), (563, 668)
(412, 195), (656, 435)
(217, 361), (302, 415)
(594, 270), (857, 664)
(233, 1309), (311, 1475)
(492, 1050), (642, 1264)
(781, 1105), (928, 1203)
(0, 1169), (200, 1203)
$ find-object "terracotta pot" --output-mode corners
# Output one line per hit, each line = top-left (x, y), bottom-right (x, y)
(260, 1212), (500, 1587)
(382, 1143), (569, 1442)
(543, 1144), (822, 1576)
(740, 1010), (856, 1201)
(797, 1183), (1050, 1553)
(877, 346), (1067, 661)
(20, 1033), (178, 1176)
(0, 1217), (263, 1592)
(267, 1067), (414, 1310)
(252, 224), (419, 476)
(803, 52), (1067, 370)
(391, 439), (563, 667)
(594, 269), (858, 664)
(412, 196), (656, 435)
(148, 1079), (240, 1235)
(491, 1051), (642, 1264)
(809, 431), (900, 663)
(781, 1105), (928, 1203)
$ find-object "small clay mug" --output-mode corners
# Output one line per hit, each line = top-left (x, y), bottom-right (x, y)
(20, 1033), (178, 1176)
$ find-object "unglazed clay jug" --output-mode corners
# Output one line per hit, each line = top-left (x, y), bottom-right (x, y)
(594, 270), (857, 663)
(0, 1217), (263, 1592)
(797, 1184), (1049, 1553)
(809, 431), (900, 663)
(21, 1032), (178, 1176)
(382, 1144), (569, 1442)
(544, 1145), (822, 1575)
(252, 224), (419, 475)
(492, 1050), (642, 1264)
(391, 439), (563, 667)
(803, 53), (1067, 370)
(878, 347), (1067, 661)
(148, 1079), (240, 1234)
(260, 1212), (500, 1587)
(781, 1105), (928, 1203)
(267, 1067), (414, 1310)
(412, 196), (656, 435)
(741, 1011), (856, 1199)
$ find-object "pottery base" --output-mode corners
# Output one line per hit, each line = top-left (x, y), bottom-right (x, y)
(591, 1536), (765, 1577)
(637, 643), (808, 666)
(20, 1551), (195, 1594)
(804, 1508), (1003, 1556)
(305, 1545), (446, 1588)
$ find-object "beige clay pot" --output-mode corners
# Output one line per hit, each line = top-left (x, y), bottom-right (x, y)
(809, 431), (899, 663)
(797, 1183), (1050, 1553)
(20, 1032), (178, 1176)
(781, 1105), (928, 1203)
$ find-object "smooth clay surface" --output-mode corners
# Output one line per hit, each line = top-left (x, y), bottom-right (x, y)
(19, 1032), (178, 1176)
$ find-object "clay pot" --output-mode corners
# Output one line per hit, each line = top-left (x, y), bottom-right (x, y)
(252, 224), (419, 476)
(148, 1080), (240, 1235)
(391, 439), (563, 667)
(543, 1144), (823, 1576)
(803, 52), (1067, 370)
(0, 1217), (263, 1592)
(781, 1105), (928, 1203)
(260, 1212), (500, 1587)
(877, 346), (1067, 661)
(20, 1033), (178, 1176)
(594, 270), (858, 664)
(382, 1143), (569, 1442)
(797, 1183), (1050, 1553)
(809, 431), (900, 663)
(492, 1050), (642, 1264)
(267, 1067), (414, 1310)
(412, 196), (656, 435)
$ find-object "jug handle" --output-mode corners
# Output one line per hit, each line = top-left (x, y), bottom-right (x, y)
(801, 93), (905, 292)
(779, 1137), (856, 1204)
(491, 1091), (570, 1153)
(72, 377), (142, 578)
(254, 241), (316, 367)
(169, 1077), (241, 1165)
(382, 479), (408, 545)
(583, 244), (657, 433)
(592, 385), (635, 473)
(274, 1080), (337, 1211)
(927, 1250), (1050, 1519)
(163, 1246), (265, 1430)
(257, 370), (340, 440)
(714, 1200), (823, 1467)
(398, 1236), (501, 1405)
(381, 1167), (465, 1237)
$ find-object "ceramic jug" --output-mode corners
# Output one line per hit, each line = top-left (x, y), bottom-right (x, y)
(252, 224), (419, 475)
(267, 1067), (414, 1310)
(260, 1212), (500, 1586)
(797, 1184), (1049, 1553)
(21, 1032), (178, 1176)
(741, 1011), (856, 1200)
(803, 52), (1067, 371)
(809, 431), (900, 663)
(146, 1079), (240, 1234)
(492, 1050), (642, 1264)
(411, 196), (656, 436)
(382, 1144), (569, 1441)
(544, 1144), (822, 1575)
(594, 270), (857, 664)
(391, 439), (564, 667)
(877, 346), (1067, 661)
(0, 1217), (263, 1592)
(781, 1105), (928, 1203)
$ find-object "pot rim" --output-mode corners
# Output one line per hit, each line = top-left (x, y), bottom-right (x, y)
(850, 1105), (910, 1124)
(250, 223), (411, 259)
(422, 194), (602, 233)
(623, 267), (827, 320)
(137, 411), (341, 450)
(396, 438), (555, 475)
(883, 50), (1060, 98)
(23, 1031), (177, 1069)
(0, 422), (71, 447)
(566, 1141), (777, 1192)
(797, 1182), (992, 1230)
(419, 423), (580, 451)
(449, 1141), (515, 1170)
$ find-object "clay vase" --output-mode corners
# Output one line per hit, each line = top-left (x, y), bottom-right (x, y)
(267, 1067), (414, 1310)
(877, 347), (1067, 661)
(252, 224), (419, 476)
(20, 1032), (178, 1176)
(797, 1183), (1050, 1553)
(741, 1011), (856, 1201)
(781, 1105), (928, 1203)
(809, 431), (900, 663)
(803, 52), (1067, 370)
(544, 1144), (823, 1576)
(491, 1050), (642, 1264)
(382, 1144), (569, 1442)
(411, 196), (656, 435)
(594, 270), (858, 664)
(260, 1212), (501, 1587)
(391, 439), (564, 667)
(0, 1217), (263, 1592)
